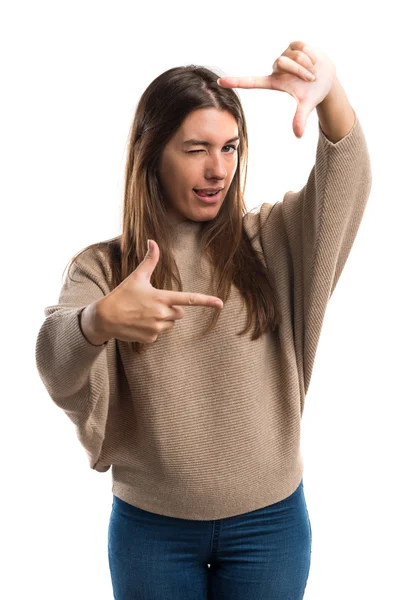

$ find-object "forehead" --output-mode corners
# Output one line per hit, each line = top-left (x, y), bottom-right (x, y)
(176, 108), (239, 142)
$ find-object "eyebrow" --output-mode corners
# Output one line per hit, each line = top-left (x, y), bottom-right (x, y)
(182, 136), (240, 147)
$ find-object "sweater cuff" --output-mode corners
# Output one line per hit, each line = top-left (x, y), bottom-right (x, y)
(77, 306), (108, 348)
(318, 109), (360, 149)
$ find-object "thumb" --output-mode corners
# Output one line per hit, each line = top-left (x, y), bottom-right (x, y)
(293, 103), (311, 139)
(136, 239), (160, 280)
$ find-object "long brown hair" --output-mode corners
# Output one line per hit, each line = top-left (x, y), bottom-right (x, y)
(66, 65), (282, 354)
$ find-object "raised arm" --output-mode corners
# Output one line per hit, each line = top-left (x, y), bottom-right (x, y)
(260, 111), (372, 398)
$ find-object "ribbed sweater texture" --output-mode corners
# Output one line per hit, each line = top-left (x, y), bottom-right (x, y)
(35, 114), (372, 520)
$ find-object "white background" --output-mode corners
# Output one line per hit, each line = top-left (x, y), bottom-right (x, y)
(2, 0), (399, 598)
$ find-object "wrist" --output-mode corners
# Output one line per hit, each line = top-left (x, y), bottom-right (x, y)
(79, 301), (110, 346)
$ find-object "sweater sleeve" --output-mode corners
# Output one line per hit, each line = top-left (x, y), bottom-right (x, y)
(261, 112), (372, 398)
(35, 254), (113, 470)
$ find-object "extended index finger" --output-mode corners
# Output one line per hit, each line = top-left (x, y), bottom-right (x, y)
(217, 75), (273, 89)
(161, 289), (223, 308)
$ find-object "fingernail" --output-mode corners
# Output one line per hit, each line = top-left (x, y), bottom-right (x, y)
(307, 72), (316, 81)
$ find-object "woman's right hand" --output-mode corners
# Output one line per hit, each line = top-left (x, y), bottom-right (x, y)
(94, 240), (224, 344)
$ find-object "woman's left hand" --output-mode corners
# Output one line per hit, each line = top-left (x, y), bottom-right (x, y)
(217, 41), (337, 138)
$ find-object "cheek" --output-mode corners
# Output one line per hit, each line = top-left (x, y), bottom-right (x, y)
(230, 161), (238, 178)
(170, 160), (196, 185)
(183, 162), (199, 181)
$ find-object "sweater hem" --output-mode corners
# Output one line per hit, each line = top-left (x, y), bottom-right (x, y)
(110, 462), (304, 521)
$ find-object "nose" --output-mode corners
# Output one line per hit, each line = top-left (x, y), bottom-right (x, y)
(204, 152), (228, 180)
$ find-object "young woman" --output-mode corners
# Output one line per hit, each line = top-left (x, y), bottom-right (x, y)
(35, 40), (372, 599)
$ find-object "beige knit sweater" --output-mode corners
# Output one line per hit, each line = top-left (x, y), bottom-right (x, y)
(35, 114), (372, 520)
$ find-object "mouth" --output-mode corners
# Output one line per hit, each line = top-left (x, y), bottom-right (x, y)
(193, 188), (223, 203)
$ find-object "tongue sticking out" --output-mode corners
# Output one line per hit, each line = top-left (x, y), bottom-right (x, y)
(195, 190), (217, 197)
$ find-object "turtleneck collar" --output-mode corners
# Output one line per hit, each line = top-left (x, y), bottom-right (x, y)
(169, 217), (201, 248)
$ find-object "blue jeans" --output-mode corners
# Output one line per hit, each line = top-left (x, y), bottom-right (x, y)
(108, 479), (312, 599)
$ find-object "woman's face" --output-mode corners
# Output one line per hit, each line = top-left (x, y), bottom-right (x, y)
(158, 108), (239, 225)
